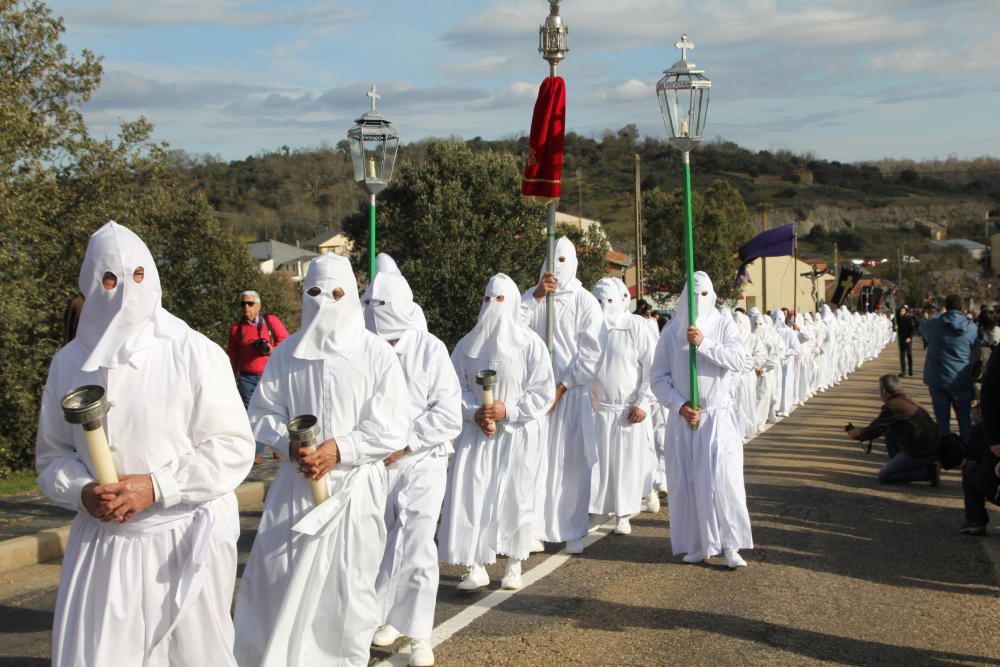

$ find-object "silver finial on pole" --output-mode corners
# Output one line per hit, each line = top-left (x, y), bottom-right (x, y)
(675, 34), (694, 62)
(367, 84), (380, 112)
(539, 0), (569, 76)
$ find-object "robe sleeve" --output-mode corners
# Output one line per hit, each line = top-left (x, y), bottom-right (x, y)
(151, 340), (255, 509)
(628, 325), (656, 413)
(520, 288), (542, 328)
(505, 337), (556, 423)
(35, 359), (92, 512)
(336, 348), (411, 466)
(651, 328), (689, 414)
(451, 346), (482, 423)
(560, 292), (603, 389)
(248, 345), (293, 458)
(751, 335), (769, 370)
(697, 320), (753, 373)
(407, 337), (463, 455)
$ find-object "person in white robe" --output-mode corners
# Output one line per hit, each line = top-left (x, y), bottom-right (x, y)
(771, 309), (801, 416)
(365, 256), (462, 667)
(748, 308), (781, 428)
(793, 312), (815, 404)
(588, 278), (656, 535)
(651, 272), (754, 569)
(521, 237), (603, 553)
(615, 279), (665, 510)
(734, 310), (767, 440)
(233, 254), (410, 667)
(36, 221), (255, 667)
(438, 274), (555, 590)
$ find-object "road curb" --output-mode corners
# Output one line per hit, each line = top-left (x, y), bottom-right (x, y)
(0, 479), (271, 575)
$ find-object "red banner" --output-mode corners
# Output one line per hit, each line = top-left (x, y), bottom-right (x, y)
(521, 76), (566, 205)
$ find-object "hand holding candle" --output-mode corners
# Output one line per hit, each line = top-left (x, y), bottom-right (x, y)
(61, 385), (118, 485)
(288, 415), (330, 504)
(475, 370), (498, 437)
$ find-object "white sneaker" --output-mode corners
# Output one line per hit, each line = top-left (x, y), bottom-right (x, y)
(529, 538), (545, 553)
(565, 538), (586, 554)
(643, 492), (661, 513)
(409, 638), (434, 667)
(614, 517), (632, 535)
(372, 624), (402, 647)
(682, 551), (705, 563)
(501, 559), (523, 590)
(456, 564), (490, 591)
(724, 549), (747, 569)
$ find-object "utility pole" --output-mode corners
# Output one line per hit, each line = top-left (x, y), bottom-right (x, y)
(634, 154), (643, 303)
(759, 204), (769, 312)
(576, 167), (583, 228)
(793, 223), (799, 315)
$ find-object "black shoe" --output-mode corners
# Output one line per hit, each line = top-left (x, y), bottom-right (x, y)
(958, 522), (986, 536)
(908, 371), (913, 377)
(927, 463), (940, 487)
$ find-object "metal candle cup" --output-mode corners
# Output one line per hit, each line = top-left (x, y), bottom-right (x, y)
(287, 415), (330, 505)
(61, 385), (118, 485)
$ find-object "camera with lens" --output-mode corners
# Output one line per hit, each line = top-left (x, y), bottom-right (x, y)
(253, 338), (272, 355)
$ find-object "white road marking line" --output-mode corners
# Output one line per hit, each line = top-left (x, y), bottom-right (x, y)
(371, 516), (616, 667)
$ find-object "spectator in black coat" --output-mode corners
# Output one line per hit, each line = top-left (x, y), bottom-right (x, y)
(895, 305), (916, 376)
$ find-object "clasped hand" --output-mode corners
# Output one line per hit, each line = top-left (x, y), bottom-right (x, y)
(292, 438), (340, 480)
(686, 326), (704, 347)
(679, 402), (701, 426)
(533, 272), (557, 300)
(82, 474), (154, 523)
(476, 401), (507, 436)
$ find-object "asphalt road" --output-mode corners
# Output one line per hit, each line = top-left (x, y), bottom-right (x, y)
(2, 345), (998, 666)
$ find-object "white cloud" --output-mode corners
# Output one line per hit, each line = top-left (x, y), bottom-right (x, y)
(58, 0), (353, 30)
(465, 81), (538, 111)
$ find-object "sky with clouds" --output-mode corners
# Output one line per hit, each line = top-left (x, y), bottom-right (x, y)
(47, 0), (1000, 163)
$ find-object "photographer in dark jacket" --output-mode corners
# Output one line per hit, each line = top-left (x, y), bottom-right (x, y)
(848, 374), (940, 485)
(895, 305), (916, 376)
(960, 347), (1000, 535)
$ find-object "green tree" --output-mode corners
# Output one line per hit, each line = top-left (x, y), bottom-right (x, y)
(642, 179), (753, 300)
(0, 0), (295, 473)
(342, 140), (608, 348)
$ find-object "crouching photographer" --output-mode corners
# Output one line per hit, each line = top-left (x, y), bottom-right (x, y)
(847, 374), (940, 485)
(960, 343), (1000, 536)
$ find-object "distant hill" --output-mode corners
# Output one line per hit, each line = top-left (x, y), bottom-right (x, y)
(172, 129), (999, 260)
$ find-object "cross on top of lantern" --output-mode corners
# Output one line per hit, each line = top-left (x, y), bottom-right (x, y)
(347, 84), (400, 196)
(538, 0), (569, 71)
(655, 34), (711, 153)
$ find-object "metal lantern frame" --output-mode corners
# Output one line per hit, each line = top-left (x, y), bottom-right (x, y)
(346, 85), (399, 279)
(656, 35), (711, 417)
(655, 35), (711, 154)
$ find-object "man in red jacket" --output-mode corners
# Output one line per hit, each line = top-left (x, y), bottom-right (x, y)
(226, 290), (289, 461)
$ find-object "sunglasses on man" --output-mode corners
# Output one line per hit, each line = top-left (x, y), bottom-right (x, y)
(240, 301), (258, 307)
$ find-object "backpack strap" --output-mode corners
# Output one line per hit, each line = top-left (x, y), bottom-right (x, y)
(262, 313), (277, 344)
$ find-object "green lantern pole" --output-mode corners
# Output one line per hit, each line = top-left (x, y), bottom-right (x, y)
(681, 150), (699, 410)
(369, 194), (376, 279)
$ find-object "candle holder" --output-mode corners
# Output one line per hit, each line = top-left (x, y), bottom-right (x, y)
(61, 385), (118, 485)
(475, 370), (498, 436)
(287, 414), (330, 505)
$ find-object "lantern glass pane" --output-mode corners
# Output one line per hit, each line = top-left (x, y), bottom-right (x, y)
(656, 87), (680, 139)
(362, 137), (384, 180)
(382, 136), (399, 182)
(348, 131), (365, 183)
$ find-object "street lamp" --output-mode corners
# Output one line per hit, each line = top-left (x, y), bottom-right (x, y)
(656, 34), (711, 413)
(347, 84), (399, 279)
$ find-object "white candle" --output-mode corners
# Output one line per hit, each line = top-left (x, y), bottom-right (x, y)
(366, 155), (378, 180)
(681, 118), (690, 137)
(481, 385), (495, 436)
(83, 426), (118, 485)
(300, 445), (330, 504)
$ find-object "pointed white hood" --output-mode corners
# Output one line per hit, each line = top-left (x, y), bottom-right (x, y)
(363, 253), (428, 340)
(293, 254), (365, 360)
(462, 273), (533, 361)
(593, 277), (631, 330)
(673, 271), (721, 340)
(540, 236), (582, 296)
(76, 221), (185, 371)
